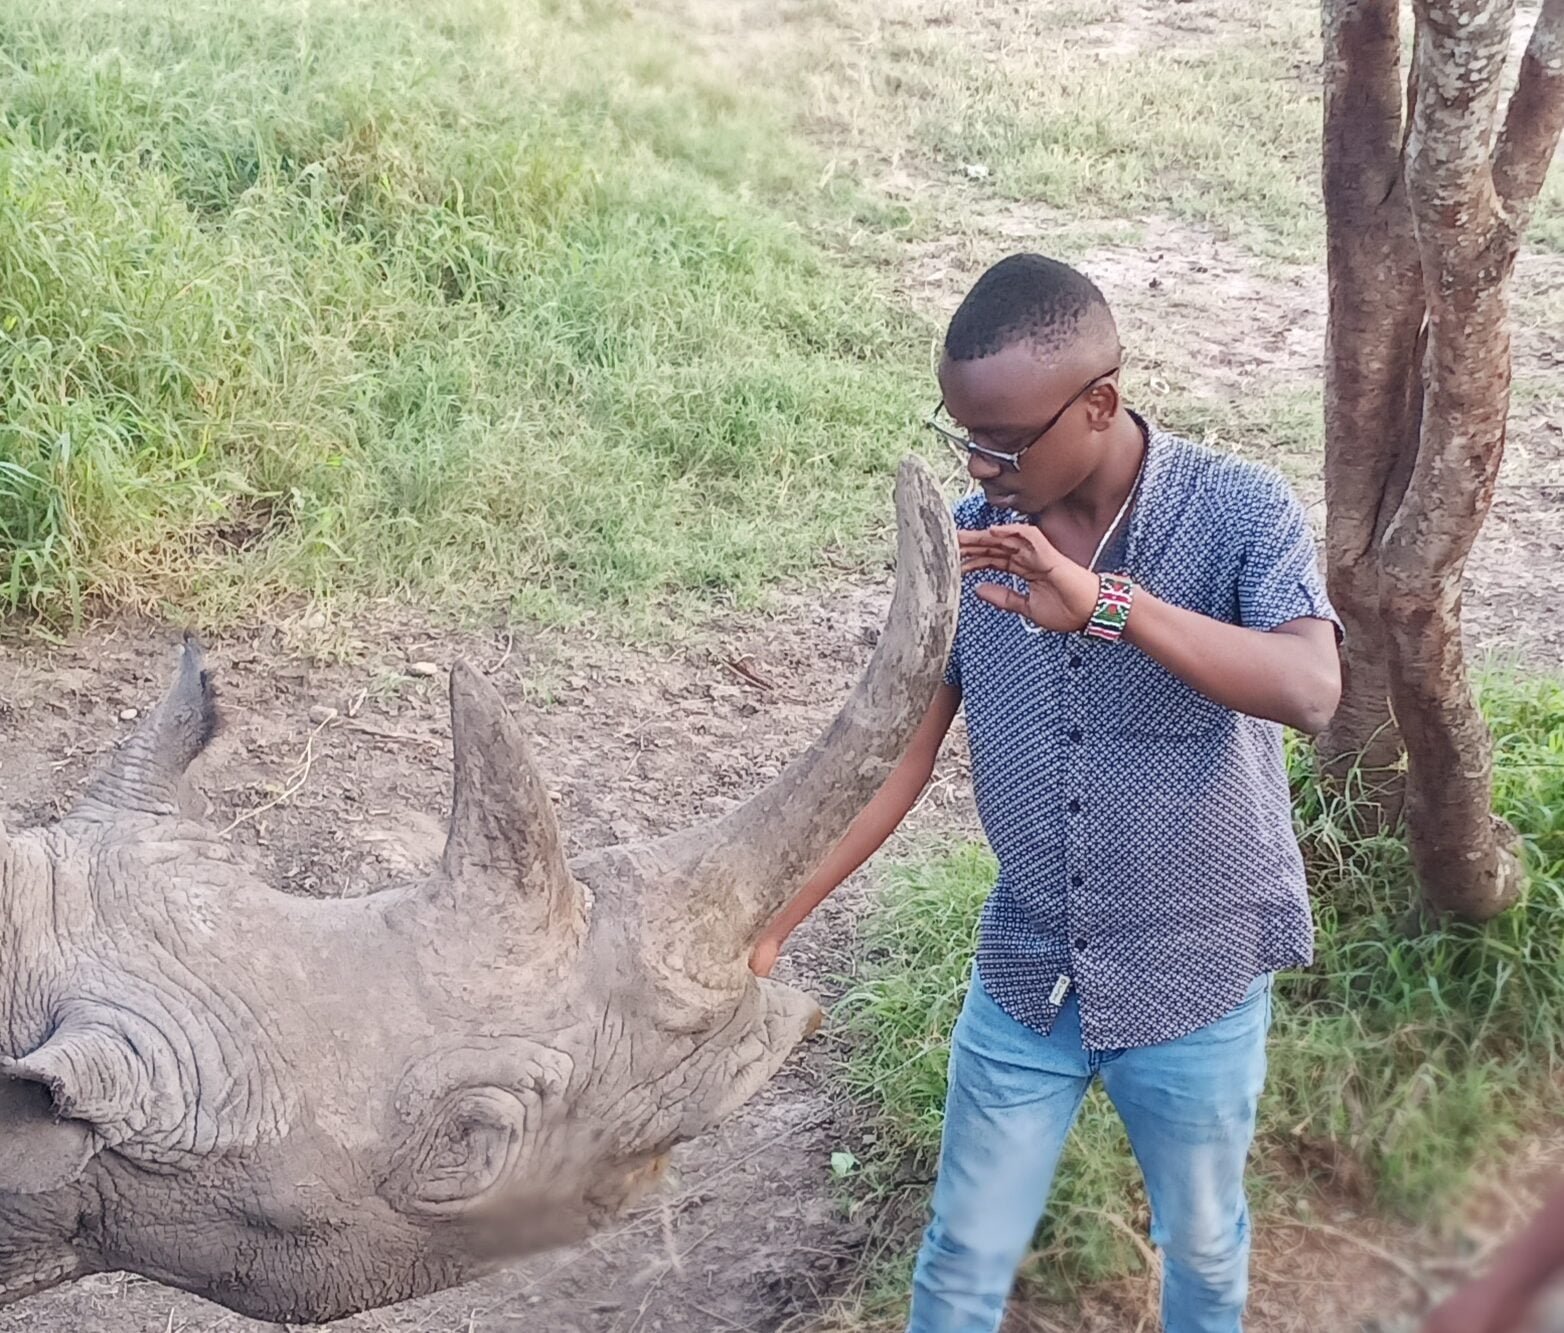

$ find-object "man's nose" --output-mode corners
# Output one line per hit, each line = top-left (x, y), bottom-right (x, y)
(966, 450), (1004, 483)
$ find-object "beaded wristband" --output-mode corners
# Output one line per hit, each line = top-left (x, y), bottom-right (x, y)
(1083, 573), (1135, 641)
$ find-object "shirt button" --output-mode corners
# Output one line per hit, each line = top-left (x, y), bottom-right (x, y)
(1067, 798), (1081, 814)
(1068, 727), (1083, 744)
(1071, 873), (1084, 887)
(1075, 937), (1089, 951)
(1069, 654), (1083, 669)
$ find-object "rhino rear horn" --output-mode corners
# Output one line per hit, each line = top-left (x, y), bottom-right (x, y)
(430, 664), (585, 944)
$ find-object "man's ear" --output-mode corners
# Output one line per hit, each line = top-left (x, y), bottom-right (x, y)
(1086, 376), (1121, 430)
(0, 1070), (97, 1195)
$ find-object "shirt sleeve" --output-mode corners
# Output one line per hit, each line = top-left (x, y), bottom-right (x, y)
(1237, 475), (1343, 638)
(943, 637), (962, 692)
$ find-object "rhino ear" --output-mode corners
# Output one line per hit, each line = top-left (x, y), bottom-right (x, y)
(72, 635), (219, 820)
(0, 1069), (98, 1194)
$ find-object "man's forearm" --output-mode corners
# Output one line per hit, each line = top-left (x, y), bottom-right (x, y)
(1123, 591), (1340, 733)
(758, 762), (929, 944)
(751, 685), (960, 968)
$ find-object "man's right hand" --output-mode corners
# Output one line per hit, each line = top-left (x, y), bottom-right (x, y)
(749, 934), (783, 978)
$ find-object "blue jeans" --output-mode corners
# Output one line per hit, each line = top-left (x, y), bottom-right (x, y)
(908, 971), (1273, 1333)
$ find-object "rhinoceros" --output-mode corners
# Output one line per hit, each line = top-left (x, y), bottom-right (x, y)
(0, 457), (957, 1324)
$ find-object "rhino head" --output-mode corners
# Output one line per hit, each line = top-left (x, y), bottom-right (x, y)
(0, 457), (958, 1323)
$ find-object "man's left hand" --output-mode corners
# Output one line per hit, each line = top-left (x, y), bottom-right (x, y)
(958, 525), (1100, 633)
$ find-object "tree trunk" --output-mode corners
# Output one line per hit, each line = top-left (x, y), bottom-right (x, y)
(1318, 0), (1423, 821)
(1320, 0), (1564, 919)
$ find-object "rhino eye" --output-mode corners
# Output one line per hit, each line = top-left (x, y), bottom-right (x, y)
(381, 1088), (529, 1216)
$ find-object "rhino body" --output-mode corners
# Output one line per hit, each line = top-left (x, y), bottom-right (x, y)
(0, 458), (958, 1323)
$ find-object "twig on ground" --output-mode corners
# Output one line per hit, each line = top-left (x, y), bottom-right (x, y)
(1272, 1219), (1435, 1299)
(220, 721), (328, 836)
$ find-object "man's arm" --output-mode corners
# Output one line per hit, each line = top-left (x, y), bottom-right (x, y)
(1121, 595), (1341, 734)
(1423, 1183), (1564, 1333)
(956, 526), (1342, 735)
(749, 684), (960, 976)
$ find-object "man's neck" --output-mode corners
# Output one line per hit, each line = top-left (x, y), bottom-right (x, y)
(1047, 411), (1147, 529)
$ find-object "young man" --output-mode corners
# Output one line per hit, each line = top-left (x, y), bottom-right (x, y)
(750, 253), (1343, 1333)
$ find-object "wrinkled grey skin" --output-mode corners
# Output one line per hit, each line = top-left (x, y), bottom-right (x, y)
(0, 457), (958, 1324)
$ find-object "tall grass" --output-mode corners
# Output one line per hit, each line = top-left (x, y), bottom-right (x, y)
(0, 0), (927, 626)
(835, 676), (1564, 1299)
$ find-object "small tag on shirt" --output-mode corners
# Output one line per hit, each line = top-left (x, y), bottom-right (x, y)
(1049, 974), (1072, 1007)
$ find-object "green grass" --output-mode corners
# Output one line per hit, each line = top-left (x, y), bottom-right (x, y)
(926, 45), (1322, 263)
(0, 0), (929, 627)
(835, 676), (1564, 1303)
(758, 0), (1564, 269)
(1531, 171), (1564, 254)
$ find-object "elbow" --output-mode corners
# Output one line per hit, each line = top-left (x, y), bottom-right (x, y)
(1283, 665), (1343, 737)
(1287, 700), (1337, 737)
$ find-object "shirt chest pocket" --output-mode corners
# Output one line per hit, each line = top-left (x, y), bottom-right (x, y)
(1110, 646), (1229, 739)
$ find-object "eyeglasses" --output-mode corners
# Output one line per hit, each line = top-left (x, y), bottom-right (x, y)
(925, 366), (1120, 472)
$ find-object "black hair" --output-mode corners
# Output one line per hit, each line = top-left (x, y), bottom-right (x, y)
(944, 253), (1115, 362)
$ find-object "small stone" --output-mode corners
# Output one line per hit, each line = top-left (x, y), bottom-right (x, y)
(308, 705), (339, 726)
(407, 661), (439, 679)
(962, 161), (991, 180)
(119, 707), (139, 722)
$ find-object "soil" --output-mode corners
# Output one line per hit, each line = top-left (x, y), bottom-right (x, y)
(5, 1), (1564, 1330)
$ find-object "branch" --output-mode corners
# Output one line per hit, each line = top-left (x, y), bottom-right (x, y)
(1322, 0), (1407, 218)
(1493, 0), (1564, 231)
(1406, 0), (1518, 258)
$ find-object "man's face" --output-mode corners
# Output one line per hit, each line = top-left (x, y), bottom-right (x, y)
(935, 341), (1119, 515)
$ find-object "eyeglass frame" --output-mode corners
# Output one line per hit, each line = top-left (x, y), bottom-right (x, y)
(924, 366), (1121, 472)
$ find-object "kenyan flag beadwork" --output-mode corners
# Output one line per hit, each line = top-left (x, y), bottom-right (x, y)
(1084, 573), (1135, 641)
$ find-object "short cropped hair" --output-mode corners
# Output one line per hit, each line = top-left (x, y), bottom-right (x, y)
(944, 253), (1115, 361)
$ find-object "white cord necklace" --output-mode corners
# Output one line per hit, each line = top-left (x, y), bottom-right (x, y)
(1088, 453), (1143, 572)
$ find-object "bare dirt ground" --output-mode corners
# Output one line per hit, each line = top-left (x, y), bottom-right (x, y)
(5, 1), (1564, 1330)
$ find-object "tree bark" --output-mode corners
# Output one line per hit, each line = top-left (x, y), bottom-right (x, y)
(1320, 0), (1564, 919)
(1319, 0), (1424, 819)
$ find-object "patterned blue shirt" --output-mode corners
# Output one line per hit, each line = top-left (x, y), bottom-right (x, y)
(945, 414), (1340, 1051)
